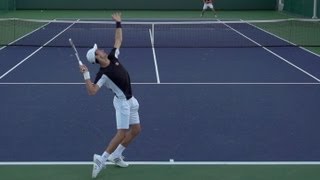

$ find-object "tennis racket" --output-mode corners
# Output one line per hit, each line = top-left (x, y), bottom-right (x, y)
(69, 38), (83, 66)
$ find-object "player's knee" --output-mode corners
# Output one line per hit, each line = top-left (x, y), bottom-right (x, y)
(116, 129), (127, 139)
(131, 124), (141, 136)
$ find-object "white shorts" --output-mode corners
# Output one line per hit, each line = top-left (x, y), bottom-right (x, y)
(113, 96), (140, 129)
(203, 3), (214, 10)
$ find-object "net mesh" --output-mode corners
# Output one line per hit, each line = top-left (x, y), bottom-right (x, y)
(0, 18), (319, 48)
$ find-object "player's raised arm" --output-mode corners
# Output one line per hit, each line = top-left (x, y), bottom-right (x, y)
(112, 12), (122, 49)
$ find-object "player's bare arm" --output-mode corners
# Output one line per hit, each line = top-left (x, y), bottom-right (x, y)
(79, 64), (100, 95)
(112, 12), (122, 49)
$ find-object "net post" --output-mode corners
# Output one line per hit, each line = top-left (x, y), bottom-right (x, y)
(152, 23), (155, 45)
(313, 0), (318, 19)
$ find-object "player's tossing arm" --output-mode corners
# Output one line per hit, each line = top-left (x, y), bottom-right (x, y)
(112, 12), (122, 49)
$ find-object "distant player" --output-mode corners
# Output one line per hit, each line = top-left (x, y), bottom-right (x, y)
(201, 0), (217, 17)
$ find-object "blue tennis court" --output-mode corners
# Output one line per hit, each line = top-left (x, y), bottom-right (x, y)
(1, 19), (320, 163)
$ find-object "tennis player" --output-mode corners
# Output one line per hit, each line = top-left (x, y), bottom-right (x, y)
(201, 0), (217, 17)
(79, 12), (141, 178)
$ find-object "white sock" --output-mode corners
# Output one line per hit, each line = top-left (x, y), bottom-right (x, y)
(101, 151), (110, 162)
(113, 144), (126, 157)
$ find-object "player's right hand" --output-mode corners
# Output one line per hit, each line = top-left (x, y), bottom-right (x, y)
(79, 64), (88, 73)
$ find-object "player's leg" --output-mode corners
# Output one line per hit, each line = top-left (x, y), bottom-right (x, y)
(107, 96), (136, 167)
(109, 97), (141, 167)
(212, 8), (217, 17)
(105, 129), (129, 167)
(121, 124), (141, 147)
(105, 129), (127, 154)
(121, 96), (141, 147)
(92, 97), (129, 177)
(92, 129), (127, 178)
(108, 123), (141, 167)
(201, 4), (207, 17)
(105, 97), (130, 156)
(209, 4), (217, 17)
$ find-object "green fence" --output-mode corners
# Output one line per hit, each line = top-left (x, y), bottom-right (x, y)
(0, 0), (15, 13)
(14, 0), (277, 10)
(0, 0), (9, 13)
(283, 0), (317, 17)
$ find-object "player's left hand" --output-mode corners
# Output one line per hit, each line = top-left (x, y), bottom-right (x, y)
(112, 12), (122, 22)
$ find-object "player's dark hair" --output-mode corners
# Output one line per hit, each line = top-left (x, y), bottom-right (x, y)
(94, 52), (99, 64)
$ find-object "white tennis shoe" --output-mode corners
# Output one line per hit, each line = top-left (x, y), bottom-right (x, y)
(92, 154), (105, 178)
(108, 155), (129, 168)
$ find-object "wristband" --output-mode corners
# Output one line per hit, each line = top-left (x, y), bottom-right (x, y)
(116, 21), (122, 28)
(83, 71), (90, 80)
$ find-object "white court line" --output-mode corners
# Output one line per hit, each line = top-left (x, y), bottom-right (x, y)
(149, 28), (161, 83)
(0, 82), (319, 85)
(0, 19), (53, 51)
(0, 161), (320, 165)
(0, 20), (79, 80)
(220, 21), (320, 83)
(240, 19), (320, 58)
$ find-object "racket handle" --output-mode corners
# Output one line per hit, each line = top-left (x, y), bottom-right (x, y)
(78, 61), (83, 66)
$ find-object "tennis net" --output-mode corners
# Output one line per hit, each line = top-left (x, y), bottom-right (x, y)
(0, 18), (319, 48)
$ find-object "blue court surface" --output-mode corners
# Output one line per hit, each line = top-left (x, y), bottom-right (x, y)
(1, 20), (320, 163)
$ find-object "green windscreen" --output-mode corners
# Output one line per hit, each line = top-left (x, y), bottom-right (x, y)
(0, 0), (9, 14)
(284, 0), (315, 17)
(0, 0), (15, 14)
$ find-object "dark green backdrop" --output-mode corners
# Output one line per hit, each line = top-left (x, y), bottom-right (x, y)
(318, 0), (320, 17)
(15, 0), (277, 10)
(283, 0), (319, 17)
